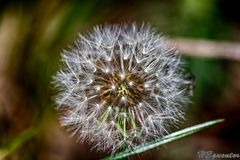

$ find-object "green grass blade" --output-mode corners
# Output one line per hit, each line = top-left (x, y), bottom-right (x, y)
(0, 128), (37, 160)
(102, 119), (224, 160)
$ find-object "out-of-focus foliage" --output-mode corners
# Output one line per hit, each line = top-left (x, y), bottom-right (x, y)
(0, 0), (239, 159)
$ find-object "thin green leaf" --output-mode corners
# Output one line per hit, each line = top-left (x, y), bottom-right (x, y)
(0, 128), (37, 160)
(102, 119), (224, 160)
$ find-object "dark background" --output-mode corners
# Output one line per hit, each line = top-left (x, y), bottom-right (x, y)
(0, 0), (240, 159)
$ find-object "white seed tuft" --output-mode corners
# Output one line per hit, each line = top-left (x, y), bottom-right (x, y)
(53, 23), (190, 153)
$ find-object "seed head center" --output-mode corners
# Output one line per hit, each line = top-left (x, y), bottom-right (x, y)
(117, 83), (129, 97)
(92, 67), (150, 108)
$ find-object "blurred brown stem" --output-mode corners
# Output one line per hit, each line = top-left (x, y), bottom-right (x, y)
(169, 38), (240, 61)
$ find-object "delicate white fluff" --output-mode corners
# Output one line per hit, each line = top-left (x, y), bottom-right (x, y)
(53, 23), (190, 153)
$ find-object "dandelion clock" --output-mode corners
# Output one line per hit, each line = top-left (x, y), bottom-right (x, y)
(53, 24), (191, 153)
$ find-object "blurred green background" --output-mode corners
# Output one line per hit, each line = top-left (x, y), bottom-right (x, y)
(0, 0), (239, 159)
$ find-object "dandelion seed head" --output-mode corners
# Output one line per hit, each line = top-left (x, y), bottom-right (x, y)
(53, 23), (190, 153)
